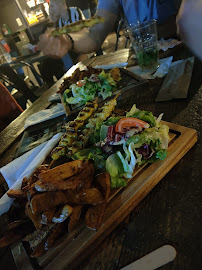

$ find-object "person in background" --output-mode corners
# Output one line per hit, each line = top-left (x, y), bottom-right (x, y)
(89, 0), (98, 16)
(49, 0), (85, 69)
(177, 0), (202, 60)
(38, 0), (180, 59)
(49, 0), (85, 27)
(65, 0), (91, 19)
(40, 0), (85, 86)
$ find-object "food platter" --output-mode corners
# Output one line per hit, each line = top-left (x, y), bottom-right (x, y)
(58, 65), (148, 116)
(10, 120), (197, 270)
(0, 62), (197, 269)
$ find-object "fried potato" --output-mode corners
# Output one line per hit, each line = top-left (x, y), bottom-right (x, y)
(38, 160), (87, 184)
(24, 224), (55, 249)
(41, 209), (56, 225)
(7, 189), (27, 198)
(68, 205), (83, 232)
(31, 223), (65, 257)
(21, 177), (29, 189)
(25, 202), (42, 230)
(52, 204), (73, 223)
(46, 223), (65, 248)
(22, 224), (53, 242)
(34, 163), (94, 192)
(33, 179), (78, 192)
(75, 163), (94, 189)
(85, 203), (107, 231)
(95, 172), (111, 202)
(68, 188), (104, 205)
(31, 187), (104, 214)
(30, 191), (69, 213)
(31, 238), (47, 258)
(7, 220), (28, 230)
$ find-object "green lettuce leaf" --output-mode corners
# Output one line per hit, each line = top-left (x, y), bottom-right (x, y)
(155, 149), (168, 160)
(104, 116), (122, 126)
(126, 105), (156, 127)
(100, 125), (109, 141)
(72, 147), (107, 172)
(106, 153), (128, 188)
(126, 126), (168, 149)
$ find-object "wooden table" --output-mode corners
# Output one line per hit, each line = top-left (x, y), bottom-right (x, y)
(0, 47), (201, 270)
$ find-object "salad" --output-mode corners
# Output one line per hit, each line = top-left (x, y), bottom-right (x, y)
(72, 104), (170, 188)
(63, 69), (121, 106)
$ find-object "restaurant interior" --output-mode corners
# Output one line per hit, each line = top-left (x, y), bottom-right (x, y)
(0, 0), (121, 113)
(0, 1), (201, 270)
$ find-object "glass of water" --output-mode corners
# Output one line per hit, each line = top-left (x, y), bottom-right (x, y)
(128, 20), (159, 69)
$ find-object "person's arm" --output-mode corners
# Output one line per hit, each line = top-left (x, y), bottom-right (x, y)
(37, 9), (117, 58)
(177, 0), (202, 59)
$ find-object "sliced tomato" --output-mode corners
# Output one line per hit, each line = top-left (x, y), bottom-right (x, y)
(76, 80), (86, 87)
(115, 117), (149, 133)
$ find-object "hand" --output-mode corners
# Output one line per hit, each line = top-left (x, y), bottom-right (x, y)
(177, 0), (202, 59)
(37, 28), (72, 58)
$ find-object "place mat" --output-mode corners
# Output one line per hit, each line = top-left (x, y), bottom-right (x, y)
(156, 57), (195, 101)
(15, 115), (65, 158)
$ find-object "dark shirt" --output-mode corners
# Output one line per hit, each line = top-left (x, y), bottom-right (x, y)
(65, 0), (89, 10)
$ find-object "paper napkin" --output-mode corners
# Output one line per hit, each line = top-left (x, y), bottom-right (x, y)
(24, 103), (65, 129)
(0, 133), (63, 216)
(127, 56), (173, 80)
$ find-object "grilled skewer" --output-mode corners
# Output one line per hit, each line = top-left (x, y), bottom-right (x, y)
(51, 99), (98, 160)
(51, 16), (104, 37)
(68, 94), (120, 156)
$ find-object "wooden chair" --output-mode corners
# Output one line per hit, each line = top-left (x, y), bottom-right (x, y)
(0, 82), (23, 132)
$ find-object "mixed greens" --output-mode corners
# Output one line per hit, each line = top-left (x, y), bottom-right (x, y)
(72, 104), (170, 188)
(136, 48), (159, 69)
(63, 70), (121, 106)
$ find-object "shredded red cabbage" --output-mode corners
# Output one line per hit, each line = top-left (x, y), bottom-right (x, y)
(137, 144), (154, 159)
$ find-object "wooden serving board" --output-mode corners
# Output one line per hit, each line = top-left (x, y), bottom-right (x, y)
(11, 121), (197, 270)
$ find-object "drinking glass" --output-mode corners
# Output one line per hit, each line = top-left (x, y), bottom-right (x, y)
(128, 20), (159, 69)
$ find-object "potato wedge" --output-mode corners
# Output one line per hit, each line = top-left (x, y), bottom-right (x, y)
(85, 203), (107, 230)
(26, 224), (55, 249)
(7, 189), (27, 198)
(46, 222), (66, 249)
(34, 179), (79, 192)
(25, 202), (42, 230)
(31, 223), (65, 257)
(52, 204), (73, 223)
(31, 187), (103, 214)
(95, 172), (111, 202)
(30, 191), (69, 213)
(38, 160), (87, 184)
(67, 188), (104, 205)
(34, 163), (94, 192)
(68, 205), (83, 232)
(41, 208), (56, 225)
(31, 238), (47, 258)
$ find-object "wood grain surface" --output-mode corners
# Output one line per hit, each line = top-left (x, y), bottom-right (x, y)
(34, 122), (197, 270)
